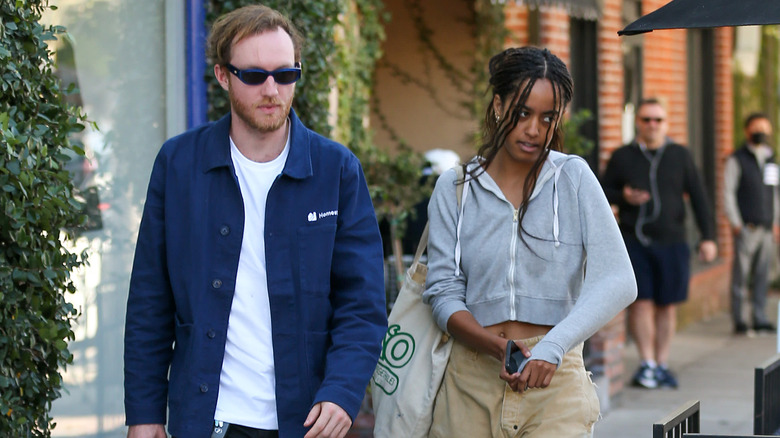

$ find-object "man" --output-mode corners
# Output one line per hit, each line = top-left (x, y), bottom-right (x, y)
(602, 98), (717, 389)
(123, 5), (387, 438)
(724, 112), (779, 336)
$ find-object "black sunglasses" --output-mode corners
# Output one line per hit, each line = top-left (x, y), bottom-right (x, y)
(226, 63), (302, 85)
(640, 117), (664, 123)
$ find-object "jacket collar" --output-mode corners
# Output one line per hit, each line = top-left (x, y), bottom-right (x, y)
(201, 108), (313, 180)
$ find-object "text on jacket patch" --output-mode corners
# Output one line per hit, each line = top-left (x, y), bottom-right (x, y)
(308, 210), (339, 222)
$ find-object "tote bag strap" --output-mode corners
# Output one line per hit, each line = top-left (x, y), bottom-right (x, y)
(411, 164), (467, 268)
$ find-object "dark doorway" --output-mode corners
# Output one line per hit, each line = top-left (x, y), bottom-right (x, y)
(687, 28), (717, 202)
(569, 17), (600, 170)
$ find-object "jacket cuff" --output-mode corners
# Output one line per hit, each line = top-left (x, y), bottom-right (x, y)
(124, 403), (167, 426)
(312, 384), (363, 421)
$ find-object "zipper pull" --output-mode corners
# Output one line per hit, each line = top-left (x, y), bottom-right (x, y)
(513, 209), (519, 223)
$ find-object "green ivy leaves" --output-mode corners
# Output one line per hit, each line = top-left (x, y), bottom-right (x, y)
(0, 1), (87, 436)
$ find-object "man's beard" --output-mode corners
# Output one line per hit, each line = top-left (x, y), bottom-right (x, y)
(229, 87), (292, 133)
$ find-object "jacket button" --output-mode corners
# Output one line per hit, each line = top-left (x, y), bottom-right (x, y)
(200, 383), (208, 393)
(207, 330), (216, 339)
(220, 226), (230, 236)
(212, 279), (222, 289)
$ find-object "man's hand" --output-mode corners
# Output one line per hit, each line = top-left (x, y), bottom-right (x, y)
(622, 185), (651, 206)
(127, 424), (167, 438)
(698, 240), (717, 262)
(773, 225), (780, 243)
(303, 401), (352, 438)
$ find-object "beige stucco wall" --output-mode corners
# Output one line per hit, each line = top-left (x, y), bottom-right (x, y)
(370, 0), (479, 161)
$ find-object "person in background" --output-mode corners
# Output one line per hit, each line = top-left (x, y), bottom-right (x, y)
(423, 46), (636, 437)
(602, 97), (718, 390)
(123, 5), (386, 438)
(724, 112), (779, 336)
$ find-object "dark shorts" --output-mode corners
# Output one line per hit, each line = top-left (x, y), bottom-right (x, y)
(626, 240), (690, 305)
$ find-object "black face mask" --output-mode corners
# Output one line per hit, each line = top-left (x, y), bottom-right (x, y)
(750, 132), (769, 145)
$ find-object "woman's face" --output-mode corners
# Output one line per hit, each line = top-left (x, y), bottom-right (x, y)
(493, 79), (558, 168)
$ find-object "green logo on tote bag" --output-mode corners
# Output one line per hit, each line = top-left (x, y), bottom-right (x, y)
(372, 324), (415, 395)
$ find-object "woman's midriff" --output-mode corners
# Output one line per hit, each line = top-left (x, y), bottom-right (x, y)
(485, 320), (552, 340)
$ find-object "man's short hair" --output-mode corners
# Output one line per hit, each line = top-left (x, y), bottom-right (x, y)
(744, 112), (770, 129)
(636, 97), (667, 113)
(207, 4), (304, 66)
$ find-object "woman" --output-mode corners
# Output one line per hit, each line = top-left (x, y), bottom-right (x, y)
(423, 47), (637, 437)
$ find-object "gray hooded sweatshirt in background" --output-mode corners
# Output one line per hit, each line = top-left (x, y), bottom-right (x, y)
(423, 150), (637, 368)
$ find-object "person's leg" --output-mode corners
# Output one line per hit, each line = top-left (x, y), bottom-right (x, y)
(654, 303), (676, 366)
(625, 240), (659, 388)
(730, 230), (751, 331)
(750, 228), (774, 328)
(652, 242), (690, 389)
(629, 300), (656, 363)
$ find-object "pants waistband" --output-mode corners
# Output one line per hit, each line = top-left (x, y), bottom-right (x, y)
(222, 423), (279, 438)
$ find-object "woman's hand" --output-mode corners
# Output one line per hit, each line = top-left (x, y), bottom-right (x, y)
(499, 340), (531, 392)
(499, 340), (557, 393)
(520, 359), (557, 390)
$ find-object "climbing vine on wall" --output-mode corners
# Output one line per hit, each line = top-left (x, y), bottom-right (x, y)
(372, 0), (507, 151)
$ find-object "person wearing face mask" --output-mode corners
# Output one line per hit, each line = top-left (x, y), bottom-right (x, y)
(724, 112), (779, 336)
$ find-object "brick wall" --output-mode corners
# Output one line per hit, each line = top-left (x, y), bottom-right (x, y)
(677, 27), (735, 326)
(597, 0), (625, 169)
(592, 0), (629, 399)
(539, 7), (570, 62)
(504, 4), (529, 46)
(643, 31), (689, 141)
(714, 27), (735, 261)
(587, 310), (629, 397)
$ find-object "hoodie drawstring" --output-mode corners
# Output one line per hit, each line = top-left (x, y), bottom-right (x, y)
(454, 179), (471, 276)
(552, 162), (563, 247)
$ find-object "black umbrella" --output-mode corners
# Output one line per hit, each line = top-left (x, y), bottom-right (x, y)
(619, 0), (780, 36)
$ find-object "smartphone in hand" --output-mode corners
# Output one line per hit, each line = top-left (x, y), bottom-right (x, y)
(505, 339), (528, 374)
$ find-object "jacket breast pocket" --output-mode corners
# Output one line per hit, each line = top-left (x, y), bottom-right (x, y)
(298, 223), (337, 293)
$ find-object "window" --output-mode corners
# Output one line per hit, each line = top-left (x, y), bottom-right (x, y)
(42, 1), (184, 435)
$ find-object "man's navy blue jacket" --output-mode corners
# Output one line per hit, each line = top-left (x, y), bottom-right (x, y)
(124, 110), (387, 438)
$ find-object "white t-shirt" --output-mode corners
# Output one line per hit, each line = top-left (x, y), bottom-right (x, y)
(214, 130), (290, 428)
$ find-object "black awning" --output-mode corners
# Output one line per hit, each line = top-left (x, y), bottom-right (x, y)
(619, 0), (780, 36)
(515, 0), (601, 20)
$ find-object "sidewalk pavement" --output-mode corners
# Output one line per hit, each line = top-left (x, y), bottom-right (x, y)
(594, 292), (780, 438)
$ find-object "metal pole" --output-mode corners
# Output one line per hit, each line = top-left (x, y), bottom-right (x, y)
(186, 0), (208, 128)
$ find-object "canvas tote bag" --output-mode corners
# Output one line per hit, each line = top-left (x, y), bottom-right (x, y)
(371, 166), (468, 438)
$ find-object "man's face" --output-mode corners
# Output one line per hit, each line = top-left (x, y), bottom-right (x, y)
(218, 27), (297, 134)
(745, 117), (773, 145)
(635, 103), (668, 148)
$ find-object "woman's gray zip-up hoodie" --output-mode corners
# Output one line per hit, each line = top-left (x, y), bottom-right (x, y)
(423, 150), (637, 368)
